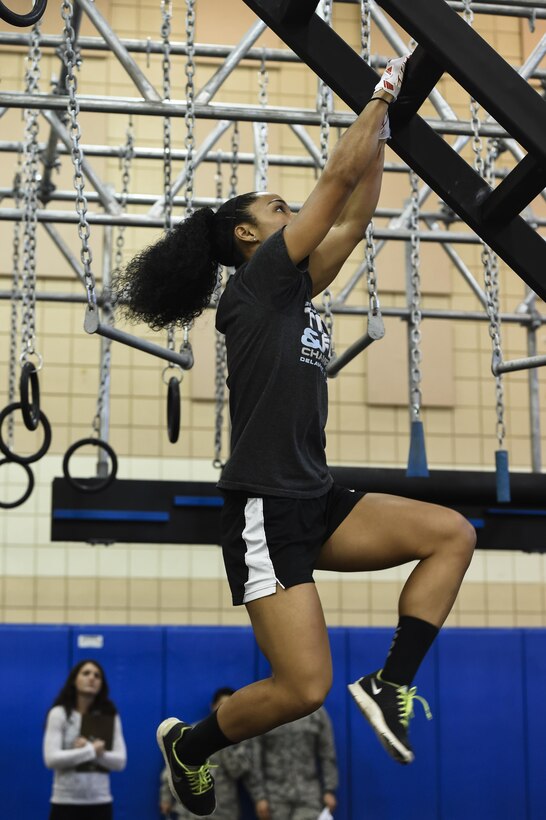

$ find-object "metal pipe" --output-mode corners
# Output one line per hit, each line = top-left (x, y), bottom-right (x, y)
(76, 0), (161, 102)
(492, 354), (546, 374)
(342, 0), (546, 13)
(10, 188), (528, 226)
(326, 312), (384, 377)
(0, 141), (322, 167)
(0, 91), (514, 136)
(0, 207), (514, 242)
(0, 289), (544, 327)
(195, 20), (267, 105)
(84, 306), (194, 369)
(447, 2), (546, 17)
(0, 32), (303, 62)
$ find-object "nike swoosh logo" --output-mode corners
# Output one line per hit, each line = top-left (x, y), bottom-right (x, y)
(371, 679), (382, 695)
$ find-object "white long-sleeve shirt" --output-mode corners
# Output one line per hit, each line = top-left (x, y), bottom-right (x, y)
(43, 706), (127, 805)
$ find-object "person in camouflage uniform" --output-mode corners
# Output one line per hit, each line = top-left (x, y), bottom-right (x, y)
(252, 706), (338, 820)
(159, 688), (268, 820)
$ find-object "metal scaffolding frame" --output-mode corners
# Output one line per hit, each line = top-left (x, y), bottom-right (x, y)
(0, 0), (545, 472)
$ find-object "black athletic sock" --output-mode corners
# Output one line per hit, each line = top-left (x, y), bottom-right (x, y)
(174, 710), (234, 767)
(381, 615), (439, 687)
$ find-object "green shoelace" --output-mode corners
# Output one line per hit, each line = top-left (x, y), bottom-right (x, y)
(397, 685), (433, 729)
(178, 760), (216, 795)
(172, 726), (217, 795)
(378, 670), (433, 729)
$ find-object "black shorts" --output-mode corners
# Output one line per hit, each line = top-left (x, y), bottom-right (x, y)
(221, 483), (365, 606)
(49, 804), (113, 820)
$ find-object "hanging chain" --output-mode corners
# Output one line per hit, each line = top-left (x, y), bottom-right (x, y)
(162, 0), (173, 231)
(20, 21), (42, 367)
(483, 141), (506, 447)
(61, 0), (95, 311)
(408, 170), (423, 421)
(318, 0), (333, 170)
(361, 0), (377, 319)
(470, 92), (506, 447)
(365, 221), (379, 313)
(114, 117), (134, 271)
(229, 122), (240, 198)
(361, 0), (371, 63)
(257, 51), (269, 192)
(184, 0), (196, 218)
(160, 0), (178, 359)
(91, 338), (111, 437)
(8, 162), (23, 448)
(469, 98), (484, 178)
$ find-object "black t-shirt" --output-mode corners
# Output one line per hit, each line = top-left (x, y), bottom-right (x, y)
(215, 228), (333, 498)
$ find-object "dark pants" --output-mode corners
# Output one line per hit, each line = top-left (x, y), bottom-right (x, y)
(49, 803), (113, 820)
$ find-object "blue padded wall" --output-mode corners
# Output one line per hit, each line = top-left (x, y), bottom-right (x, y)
(437, 629), (528, 820)
(523, 630), (546, 820)
(1, 625), (545, 820)
(0, 625), (71, 819)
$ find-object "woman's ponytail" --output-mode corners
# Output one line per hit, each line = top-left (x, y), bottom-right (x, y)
(113, 207), (219, 330)
(113, 193), (258, 331)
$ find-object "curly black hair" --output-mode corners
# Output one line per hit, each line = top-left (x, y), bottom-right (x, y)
(48, 659), (117, 719)
(113, 192), (258, 331)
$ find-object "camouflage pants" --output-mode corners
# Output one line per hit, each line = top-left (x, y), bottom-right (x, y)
(268, 801), (323, 820)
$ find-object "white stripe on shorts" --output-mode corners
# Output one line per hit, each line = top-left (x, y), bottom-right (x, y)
(242, 497), (284, 604)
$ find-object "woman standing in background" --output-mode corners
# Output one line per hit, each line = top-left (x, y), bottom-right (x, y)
(43, 659), (127, 820)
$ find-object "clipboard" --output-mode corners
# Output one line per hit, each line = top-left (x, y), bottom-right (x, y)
(75, 713), (115, 773)
(80, 713), (114, 750)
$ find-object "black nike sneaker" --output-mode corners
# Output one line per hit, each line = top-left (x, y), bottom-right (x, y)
(156, 718), (216, 816)
(348, 669), (431, 765)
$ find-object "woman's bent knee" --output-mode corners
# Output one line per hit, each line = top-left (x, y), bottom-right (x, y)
(278, 675), (331, 719)
(445, 509), (476, 563)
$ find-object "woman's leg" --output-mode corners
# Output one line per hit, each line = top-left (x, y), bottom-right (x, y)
(317, 492), (476, 626)
(318, 492), (476, 764)
(217, 583), (332, 742)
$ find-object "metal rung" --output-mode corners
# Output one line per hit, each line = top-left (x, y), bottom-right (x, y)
(84, 306), (194, 369)
(326, 312), (385, 377)
(492, 350), (546, 375)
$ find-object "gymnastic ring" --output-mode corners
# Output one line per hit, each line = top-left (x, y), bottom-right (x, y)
(0, 401), (52, 464)
(167, 377), (181, 444)
(62, 437), (118, 493)
(0, 458), (34, 509)
(19, 362), (41, 431)
(0, 0), (48, 28)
